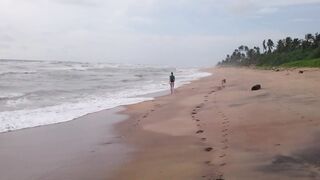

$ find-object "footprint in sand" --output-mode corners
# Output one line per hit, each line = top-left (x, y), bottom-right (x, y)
(222, 146), (229, 150)
(222, 129), (228, 132)
(220, 163), (226, 167)
(221, 139), (228, 143)
(204, 147), (213, 152)
(100, 141), (115, 146)
(219, 154), (226, 158)
(222, 133), (228, 137)
(196, 130), (204, 134)
(196, 119), (200, 122)
(216, 174), (225, 180)
(201, 138), (207, 141)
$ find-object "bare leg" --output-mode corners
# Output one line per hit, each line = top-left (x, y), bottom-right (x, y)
(170, 82), (174, 94)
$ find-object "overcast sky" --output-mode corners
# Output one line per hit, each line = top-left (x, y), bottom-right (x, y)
(0, 0), (319, 67)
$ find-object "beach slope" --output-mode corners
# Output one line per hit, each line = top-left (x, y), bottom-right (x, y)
(113, 67), (320, 180)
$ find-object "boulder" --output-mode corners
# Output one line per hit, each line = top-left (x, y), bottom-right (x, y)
(251, 84), (261, 91)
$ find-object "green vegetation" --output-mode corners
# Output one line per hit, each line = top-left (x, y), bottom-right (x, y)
(218, 33), (320, 68)
(281, 58), (320, 68)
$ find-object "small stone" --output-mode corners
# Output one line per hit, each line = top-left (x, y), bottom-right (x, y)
(251, 84), (261, 91)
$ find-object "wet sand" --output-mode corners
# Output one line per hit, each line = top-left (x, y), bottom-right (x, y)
(112, 67), (320, 180)
(0, 108), (130, 180)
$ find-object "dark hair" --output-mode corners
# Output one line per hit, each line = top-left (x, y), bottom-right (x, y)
(171, 72), (173, 75)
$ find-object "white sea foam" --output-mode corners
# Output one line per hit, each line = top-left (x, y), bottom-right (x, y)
(0, 60), (211, 133)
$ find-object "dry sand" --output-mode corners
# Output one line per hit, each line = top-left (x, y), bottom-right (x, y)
(112, 67), (320, 180)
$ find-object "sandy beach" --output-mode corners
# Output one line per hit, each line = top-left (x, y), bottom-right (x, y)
(112, 67), (320, 180)
(1, 67), (320, 180)
(0, 108), (130, 180)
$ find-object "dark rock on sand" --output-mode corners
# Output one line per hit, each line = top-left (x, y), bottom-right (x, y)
(205, 147), (213, 152)
(299, 70), (304, 74)
(251, 84), (261, 91)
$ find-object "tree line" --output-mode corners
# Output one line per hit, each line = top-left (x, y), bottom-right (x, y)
(218, 33), (320, 67)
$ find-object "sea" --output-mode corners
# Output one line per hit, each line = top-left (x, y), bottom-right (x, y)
(0, 60), (210, 133)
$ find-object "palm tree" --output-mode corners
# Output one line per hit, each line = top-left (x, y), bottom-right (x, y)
(285, 37), (293, 51)
(238, 45), (245, 51)
(305, 33), (314, 43)
(315, 33), (320, 47)
(267, 39), (274, 53)
(253, 46), (260, 55)
(277, 39), (285, 52)
(292, 38), (301, 49)
(304, 33), (315, 48)
(226, 55), (230, 63)
(262, 40), (267, 53)
(244, 46), (249, 52)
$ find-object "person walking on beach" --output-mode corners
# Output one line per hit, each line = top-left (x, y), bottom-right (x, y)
(169, 72), (175, 94)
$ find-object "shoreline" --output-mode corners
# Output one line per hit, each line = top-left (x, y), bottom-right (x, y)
(1, 67), (320, 179)
(0, 69), (211, 180)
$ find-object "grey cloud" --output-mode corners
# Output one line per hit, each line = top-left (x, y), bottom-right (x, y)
(53, 0), (103, 6)
(0, 34), (15, 42)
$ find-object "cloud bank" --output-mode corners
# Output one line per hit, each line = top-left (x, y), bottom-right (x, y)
(0, 0), (319, 66)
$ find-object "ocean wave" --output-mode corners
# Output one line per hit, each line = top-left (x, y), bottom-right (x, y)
(0, 93), (26, 101)
(0, 96), (152, 132)
(0, 60), (211, 133)
(0, 71), (37, 76)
